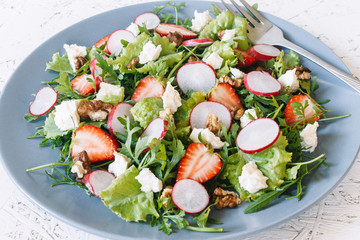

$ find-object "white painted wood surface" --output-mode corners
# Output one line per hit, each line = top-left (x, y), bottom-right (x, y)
(0, 0), (359, 239)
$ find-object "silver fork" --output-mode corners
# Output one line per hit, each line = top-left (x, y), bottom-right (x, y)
(217, 0), (360, 94)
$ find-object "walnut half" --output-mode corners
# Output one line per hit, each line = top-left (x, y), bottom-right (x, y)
(74, 56), (88, 72)
(160, 186), (173, 208)
(205, 113), (222, 134)
(167, 31), (183, 47)
(212, 187), (241, 210)
(77, 100), (113, 121)
(219, 76), (243, 88)
(71, 150), (92, 183)
(295, 66), (311, 80)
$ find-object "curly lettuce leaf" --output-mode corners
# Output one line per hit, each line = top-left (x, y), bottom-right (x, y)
(100, 165), (159, 222)
(137, 52), (183, 77)
(204, 41), (235, 61)
(174, 91), (206, 128)
(130, 97), (163, 128)
(43, 112), (66, 139)
(45, 52), (73, 73)
(224, 133), (292, 201)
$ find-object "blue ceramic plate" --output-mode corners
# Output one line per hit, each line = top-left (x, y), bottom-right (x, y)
(0, 1), (359, 239)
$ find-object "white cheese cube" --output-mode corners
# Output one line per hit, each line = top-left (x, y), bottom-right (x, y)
(96, 82), (123, 100)
(162, 82), (182, 114)
(204, 52), (223, 70)
(300, 122), (319, 152)
(54, 100), (80, 131)
(278, 68), (299, 93)
(230, 67), (246, 79)
(126, 23), (140, 36)
(189, 128), (227, 149)
(64, 44), (87, 72)
(135, 168), (163, 193)
(240, 109), (258, 128)
(191, 10), (212, 32)
(139, 41), (162, 64)
(221, 29), (236, 41)
(108, 152), (131, 177)
(238, 161), (268, 194)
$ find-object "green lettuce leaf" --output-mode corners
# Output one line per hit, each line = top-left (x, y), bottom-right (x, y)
(43, 112), (66, 139)
(224, 133), (292, 201)
(100, 165), (159, 222)
(137, 52), (183, 77)
(174, 91), (206, 128)
(95, 87), (124, 105)
(54, 72), (81, 98)
(130, 97), (163, 128)
(203, 41), (236, 62)
(45, 52), (73, 73)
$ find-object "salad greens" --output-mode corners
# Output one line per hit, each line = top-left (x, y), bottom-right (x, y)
(24, 1), (349, 235)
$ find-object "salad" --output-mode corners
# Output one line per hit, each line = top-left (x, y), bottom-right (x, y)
(24, 2), (348, 235)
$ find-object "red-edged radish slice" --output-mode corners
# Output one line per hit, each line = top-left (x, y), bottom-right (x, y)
(29, 87), (58, 116)
(107, 102), (134, 136)
(106, 29), (135, 56)
(182, 38), (214, 47)
(155, 23), (197, 40)
(190, 101), (232, 131)
(171, 179), (209, 214)
(244, 71), (282, 97)
(247, 44), (281, 61)
(134, 12), (160, 30)
(236, 118), (280, 154)
(176, 61), (217, 94)
(140, 118), (168, 145)
(84, 170), (115, 197)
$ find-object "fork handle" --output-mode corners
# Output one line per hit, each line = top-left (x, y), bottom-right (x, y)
(278, 38), (360, 94)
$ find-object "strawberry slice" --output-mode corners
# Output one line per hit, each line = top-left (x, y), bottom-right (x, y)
(94, 34), (110, 54)
(177, 143), (222, 183)
(234, 48), (257, 68)
(208, 83), (242, 111)
(71, 125), (119, 163)
(284, 94), (321, 125)
(131, 77), (165, 102)
(71, 74), (97, 95)
(155, 23), (197, 40)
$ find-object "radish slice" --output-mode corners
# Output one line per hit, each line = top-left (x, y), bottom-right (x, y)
(236, 118), (280, 154)
(176, 61), (217, 94)
(244, 71), (282, 97)
(29, 87), (58, 116)
(172, 179), (209, 214)
(84, 170), (115, 197)
(106, 29), (135, 56)
(134, 12), (160, 30)
(140, 118), (168, 145)
(190, 101), (232, 130)
(182, 38), (214, 47)
(107, 102), (134, 136)
(247, 44), (281, 61)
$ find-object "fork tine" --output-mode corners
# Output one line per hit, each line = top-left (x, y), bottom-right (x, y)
(224, 0), (260, 27)
(220, 0), (240, 17)
(237, 0), (271, 25)
(213, 3), (224, 13)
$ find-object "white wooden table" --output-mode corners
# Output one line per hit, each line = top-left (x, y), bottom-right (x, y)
(1, 0), (359, 239)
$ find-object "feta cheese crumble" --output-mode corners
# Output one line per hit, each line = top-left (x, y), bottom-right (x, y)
(189, 128), (227, 149)
(204, 52), (223, 70)
(238, 161), (268, 194)
(300, 122), (319, 152)
(139, 41), (162, 64)
(278, 68), (299, 93)
(96, 82), (123, 100)
(108, 152), (131, 177)
(54, 100), (80, 131)
(162, 82), (182, 114)
(191, 10), (212, 32)
(230, 67), (246, 79)
(64, 44), (87, 72)
(240, 109), (258, 128)
(126, 22), (140, 36)
(221, 29), (236, 41)
(135, 168), (163, 193)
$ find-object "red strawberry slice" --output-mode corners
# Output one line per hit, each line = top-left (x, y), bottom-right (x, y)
(208, 83), (242, 111)
(234, 48), (257, 68)
(71, 125), (119, 163)
(177, 143), (222, 183)
(155, 23), (197, 40)
(284, 94), (321, 125)
(71, 74), (97, 95)
(131, 77), (165, 102)
(94, 34), (110, 54)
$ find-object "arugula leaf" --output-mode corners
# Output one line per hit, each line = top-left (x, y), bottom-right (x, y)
(45, 52), (73, 73)
(54, 72), (81, 98)
(24, 113), (39, 122)
(192, 198), (219, 228)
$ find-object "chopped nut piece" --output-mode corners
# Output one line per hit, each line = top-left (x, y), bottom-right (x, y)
(232, 106), (245, 120)
(219, 76), (243, 88)
(255, 66), (273, 75)
(126, 57), (139, 70)
(160, 186), (173, 207)
(217, 30), (225, 40)
(205, 113), (222, 134)
(212, 187), (241, 210)
(74, 56), (88, 71)
(188, 56), (199, 63)
(77, 100), (113, 121)
(159, 108), (173, 121)
(167, 31), (183, 47)
(71, 150), (92, 183)
(295, 66), (311, 80)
